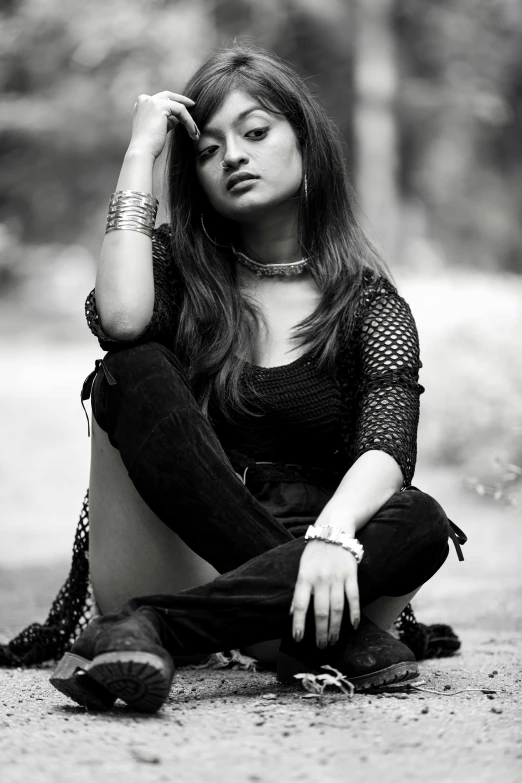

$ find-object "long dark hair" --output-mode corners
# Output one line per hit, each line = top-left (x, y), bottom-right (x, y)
(163, 43), (393, 423)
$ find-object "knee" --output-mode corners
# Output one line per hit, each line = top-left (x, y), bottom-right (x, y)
(91, 343), (165, 430)
(103, 341), (190, 392)
(403, 488), (450, 545)
(104, 341), (180, 375)
(91, 342), (191, 439)
(382, 489), (451, 594)
(381, 487), (449, 543)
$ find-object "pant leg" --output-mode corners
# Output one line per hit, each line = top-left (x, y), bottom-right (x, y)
(114, 486), (451, 657)
(90, 341), (294, 573)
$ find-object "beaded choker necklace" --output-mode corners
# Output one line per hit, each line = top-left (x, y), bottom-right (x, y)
(230, 246), (310, 277)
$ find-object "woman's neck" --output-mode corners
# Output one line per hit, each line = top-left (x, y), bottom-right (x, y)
(236, 206), (302, 266)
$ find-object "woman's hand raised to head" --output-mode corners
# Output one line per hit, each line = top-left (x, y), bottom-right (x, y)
(290, 541), (360, 648)
(127, 91), (200, 161)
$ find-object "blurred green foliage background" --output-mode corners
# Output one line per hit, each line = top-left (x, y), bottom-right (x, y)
(0, 0), (521, 497)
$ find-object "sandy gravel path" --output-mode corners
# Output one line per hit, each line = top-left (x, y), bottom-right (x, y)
(1, 467), (521, 782)
(0, 631), (520, 783)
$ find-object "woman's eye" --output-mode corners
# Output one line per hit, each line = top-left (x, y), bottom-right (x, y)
(197, 146), (218, 161)
(196, 127), (270, 162)
(246, 126), (270, 139)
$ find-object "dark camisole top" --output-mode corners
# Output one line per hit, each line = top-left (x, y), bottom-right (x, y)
(207, 348), (346, 476)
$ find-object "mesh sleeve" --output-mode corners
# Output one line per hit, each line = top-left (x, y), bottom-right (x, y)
(353, 279), (425, 489)
(84, 222), (177, 350)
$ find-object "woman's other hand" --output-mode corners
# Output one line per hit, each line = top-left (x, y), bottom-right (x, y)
(128, 91), (200, 160)
(290, 541), (360, 648)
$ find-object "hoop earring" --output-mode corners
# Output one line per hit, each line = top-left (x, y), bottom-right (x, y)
(200, 212), (230, 248)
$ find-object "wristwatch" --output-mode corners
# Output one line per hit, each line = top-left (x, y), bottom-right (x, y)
(304, 525), (364, 564)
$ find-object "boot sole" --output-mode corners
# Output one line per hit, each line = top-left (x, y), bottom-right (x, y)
(277, 651), (419, 691)
(50, 653), (116, 711)
(85, 651), (174, 713)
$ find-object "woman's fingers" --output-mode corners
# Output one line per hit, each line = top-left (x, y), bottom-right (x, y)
(134, 92), (199, 138)
(345, 570), (361, 630)
(291, 580), (311, 642)
(292, 544), (361, 647)
(313, 584), (331, 649)
(328, 582), (346, 644)
(154, 91), (195, 106)
(161, 99), (199, 138)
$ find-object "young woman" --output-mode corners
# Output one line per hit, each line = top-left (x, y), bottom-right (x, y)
(2, 44), (466, 711)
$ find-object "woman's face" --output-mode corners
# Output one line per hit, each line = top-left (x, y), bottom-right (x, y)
(194, 89), (303, 222)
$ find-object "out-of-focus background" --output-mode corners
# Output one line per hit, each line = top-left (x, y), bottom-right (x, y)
(0, 3), (521, 597)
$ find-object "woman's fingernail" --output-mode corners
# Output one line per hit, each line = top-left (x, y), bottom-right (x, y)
(193, 124), (200, 137)
(353, 617), (360, 630)
(329, 635), (338, 646)
(294, 630), (303, 643)
(317, 639), (327, 649)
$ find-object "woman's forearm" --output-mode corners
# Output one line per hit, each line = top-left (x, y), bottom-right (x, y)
(95, 147), (157, 340)
(315, 450), (404, 535)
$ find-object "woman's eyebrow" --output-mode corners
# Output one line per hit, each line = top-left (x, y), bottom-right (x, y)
(201, 106), (270, 137)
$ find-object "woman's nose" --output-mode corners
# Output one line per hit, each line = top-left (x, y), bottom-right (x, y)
(221, 140), (249, 169)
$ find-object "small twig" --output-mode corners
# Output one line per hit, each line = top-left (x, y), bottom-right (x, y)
(406, 685), (497, 696)
(293, 669), (498, 699)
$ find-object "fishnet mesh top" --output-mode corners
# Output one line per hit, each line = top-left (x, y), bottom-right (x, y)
(85, 223), (425, 489)
(0, 223), (437, 668)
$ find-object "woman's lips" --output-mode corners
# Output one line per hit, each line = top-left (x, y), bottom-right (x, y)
(228, 178), (259, 193)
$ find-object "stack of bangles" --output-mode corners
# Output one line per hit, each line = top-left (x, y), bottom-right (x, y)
(105, 190), (159, 238)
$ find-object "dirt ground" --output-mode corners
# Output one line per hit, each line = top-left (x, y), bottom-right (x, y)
(1, 466), (521, 783)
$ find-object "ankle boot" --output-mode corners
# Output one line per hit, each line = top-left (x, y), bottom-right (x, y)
(277, 615), (418, 691)
(50, 607), (175, 713)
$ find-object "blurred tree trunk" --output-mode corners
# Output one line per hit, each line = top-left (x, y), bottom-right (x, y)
(353, 0), (400, 265)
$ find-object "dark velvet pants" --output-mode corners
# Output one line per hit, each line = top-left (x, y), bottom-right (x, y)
(86, 341), (452, 658)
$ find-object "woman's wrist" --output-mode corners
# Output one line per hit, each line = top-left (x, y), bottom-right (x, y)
(125, 145), (157, 164)
(313, 523), (358, 538)
(114, 146), (156, 195)
(312, 510), (359, 537)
